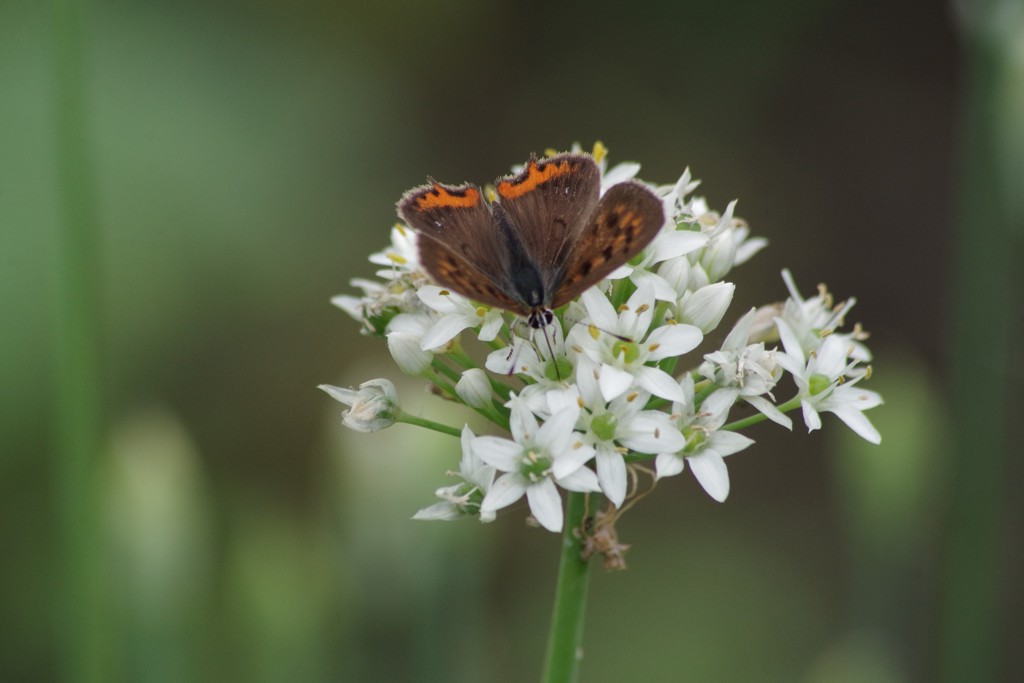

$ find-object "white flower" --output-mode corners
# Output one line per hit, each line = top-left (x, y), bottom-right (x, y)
(570, 284), (702, 403)
(485, 322), (578, 417)
(699, 308), (790, 428)
(775, 318), (882, 443)
(414, 426), (497, 521)
(485, 318), (571, 382)
(476, 398), (599, 532)
(417, 285), (505, 349)
(568, 356), (685, 506)
(386, 313), (435, 374)
(655, 375), (753, 501)
(777, 269), (870, 362)
(332, 272), (427, 336)
(678, 281), (735, 333)
(319, 379), (400, 432)
(456, 369), (493, 409)
(661, 168), (701, 219)
(368, 224), (420, 279)
(600, 160), (641, 194)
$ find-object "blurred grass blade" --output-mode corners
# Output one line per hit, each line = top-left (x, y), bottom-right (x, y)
(51, 0), (107, 679)
(942, 2), (1021, 680)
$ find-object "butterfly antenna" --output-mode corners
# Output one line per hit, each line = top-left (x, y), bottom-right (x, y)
(563, 306), (632, 343)
(540, 320), (560, 381)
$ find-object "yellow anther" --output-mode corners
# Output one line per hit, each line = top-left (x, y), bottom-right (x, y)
(592, 141), (608, 163)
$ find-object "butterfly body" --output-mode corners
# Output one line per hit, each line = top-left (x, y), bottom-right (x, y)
(398, 153), (664, 328)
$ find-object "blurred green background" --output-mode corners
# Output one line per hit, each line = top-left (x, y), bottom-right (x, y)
(4, 0), (1021, 681)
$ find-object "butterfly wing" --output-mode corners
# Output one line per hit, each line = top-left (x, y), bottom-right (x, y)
(398, 180), (523, 312)
(415, 236), (526, 312)
(494, 153), (600, 296)
(550, 181), (665, 309)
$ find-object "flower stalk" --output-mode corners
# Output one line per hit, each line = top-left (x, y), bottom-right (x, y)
(541, 492), (592, 683)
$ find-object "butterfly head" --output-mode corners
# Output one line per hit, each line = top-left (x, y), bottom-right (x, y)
(527, 308), (555, 329)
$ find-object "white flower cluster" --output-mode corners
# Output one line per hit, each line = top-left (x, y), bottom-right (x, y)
(324, 145), (882, 533)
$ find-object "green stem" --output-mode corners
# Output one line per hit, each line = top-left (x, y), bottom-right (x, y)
(395, 413), (462, 438)
(541, 492), (592, 683)
(721, 397), (801, 431)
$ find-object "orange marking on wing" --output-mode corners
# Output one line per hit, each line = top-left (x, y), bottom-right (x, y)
(497, 158), (576, 199)
(415, 185), (481, 210)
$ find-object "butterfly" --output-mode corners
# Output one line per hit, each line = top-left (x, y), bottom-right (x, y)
(397, 152), (665, 329)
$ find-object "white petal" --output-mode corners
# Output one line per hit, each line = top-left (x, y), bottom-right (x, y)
(595, 447), (628, 507)
(551, 441), (596, 479)
(478, 313), (504, 342)
(721, 308), (757, 352)
(774, 318), (805, 364)
(743, 396), (793, 429)
(644, 323), (703, 360)
(486, 339), (536, 375)
(624, 283), (657, 335)
(688, 452), (730, 502)
(417, 285), (465, 314)
(331, 295), (364, 320)
(557, 465), (601, 492)
(412, 502), (462, 521)
(655, 452), (685, 479)
(387, 312), (430, 336)
(801, 400), (822, 432)
(574, 356), (605, 407)
(480, 473), (527, 514)
(634, 367), (686, 403)
(629, 269), (678, 303)
(318, 384), (358, 407)
(619, 413), (686, 454)
(814, 335), (848, 379)
(774, 350), (807, 379)
(829, 406), (882, 444)
(701, 388), (740, 428)
(526, 479), (564, 532)
(387, 332), (433, 375)
(679, 282), (735, 334)
(472, 436), (524, 471)
(537, 405), (581, 454)
(706, 430), (755, 457)
(654, 230), (708, 260)
(458, 426), (478, 473)
(735, 236), (768, 265)
(602, 161), (641, 187)
(598, 364), (635, 402)
(540, 386), (583, 417)
(456, 369), (492, 409)
(581, 287), (618, 329)
(420, 314), (474, 350)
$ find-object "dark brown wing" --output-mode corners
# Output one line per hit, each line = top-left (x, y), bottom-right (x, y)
(397, 180), (519, 310)
(494, 153), (600, 295)
(549, 181), (665, 309)
(416, 235), (527, 313)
